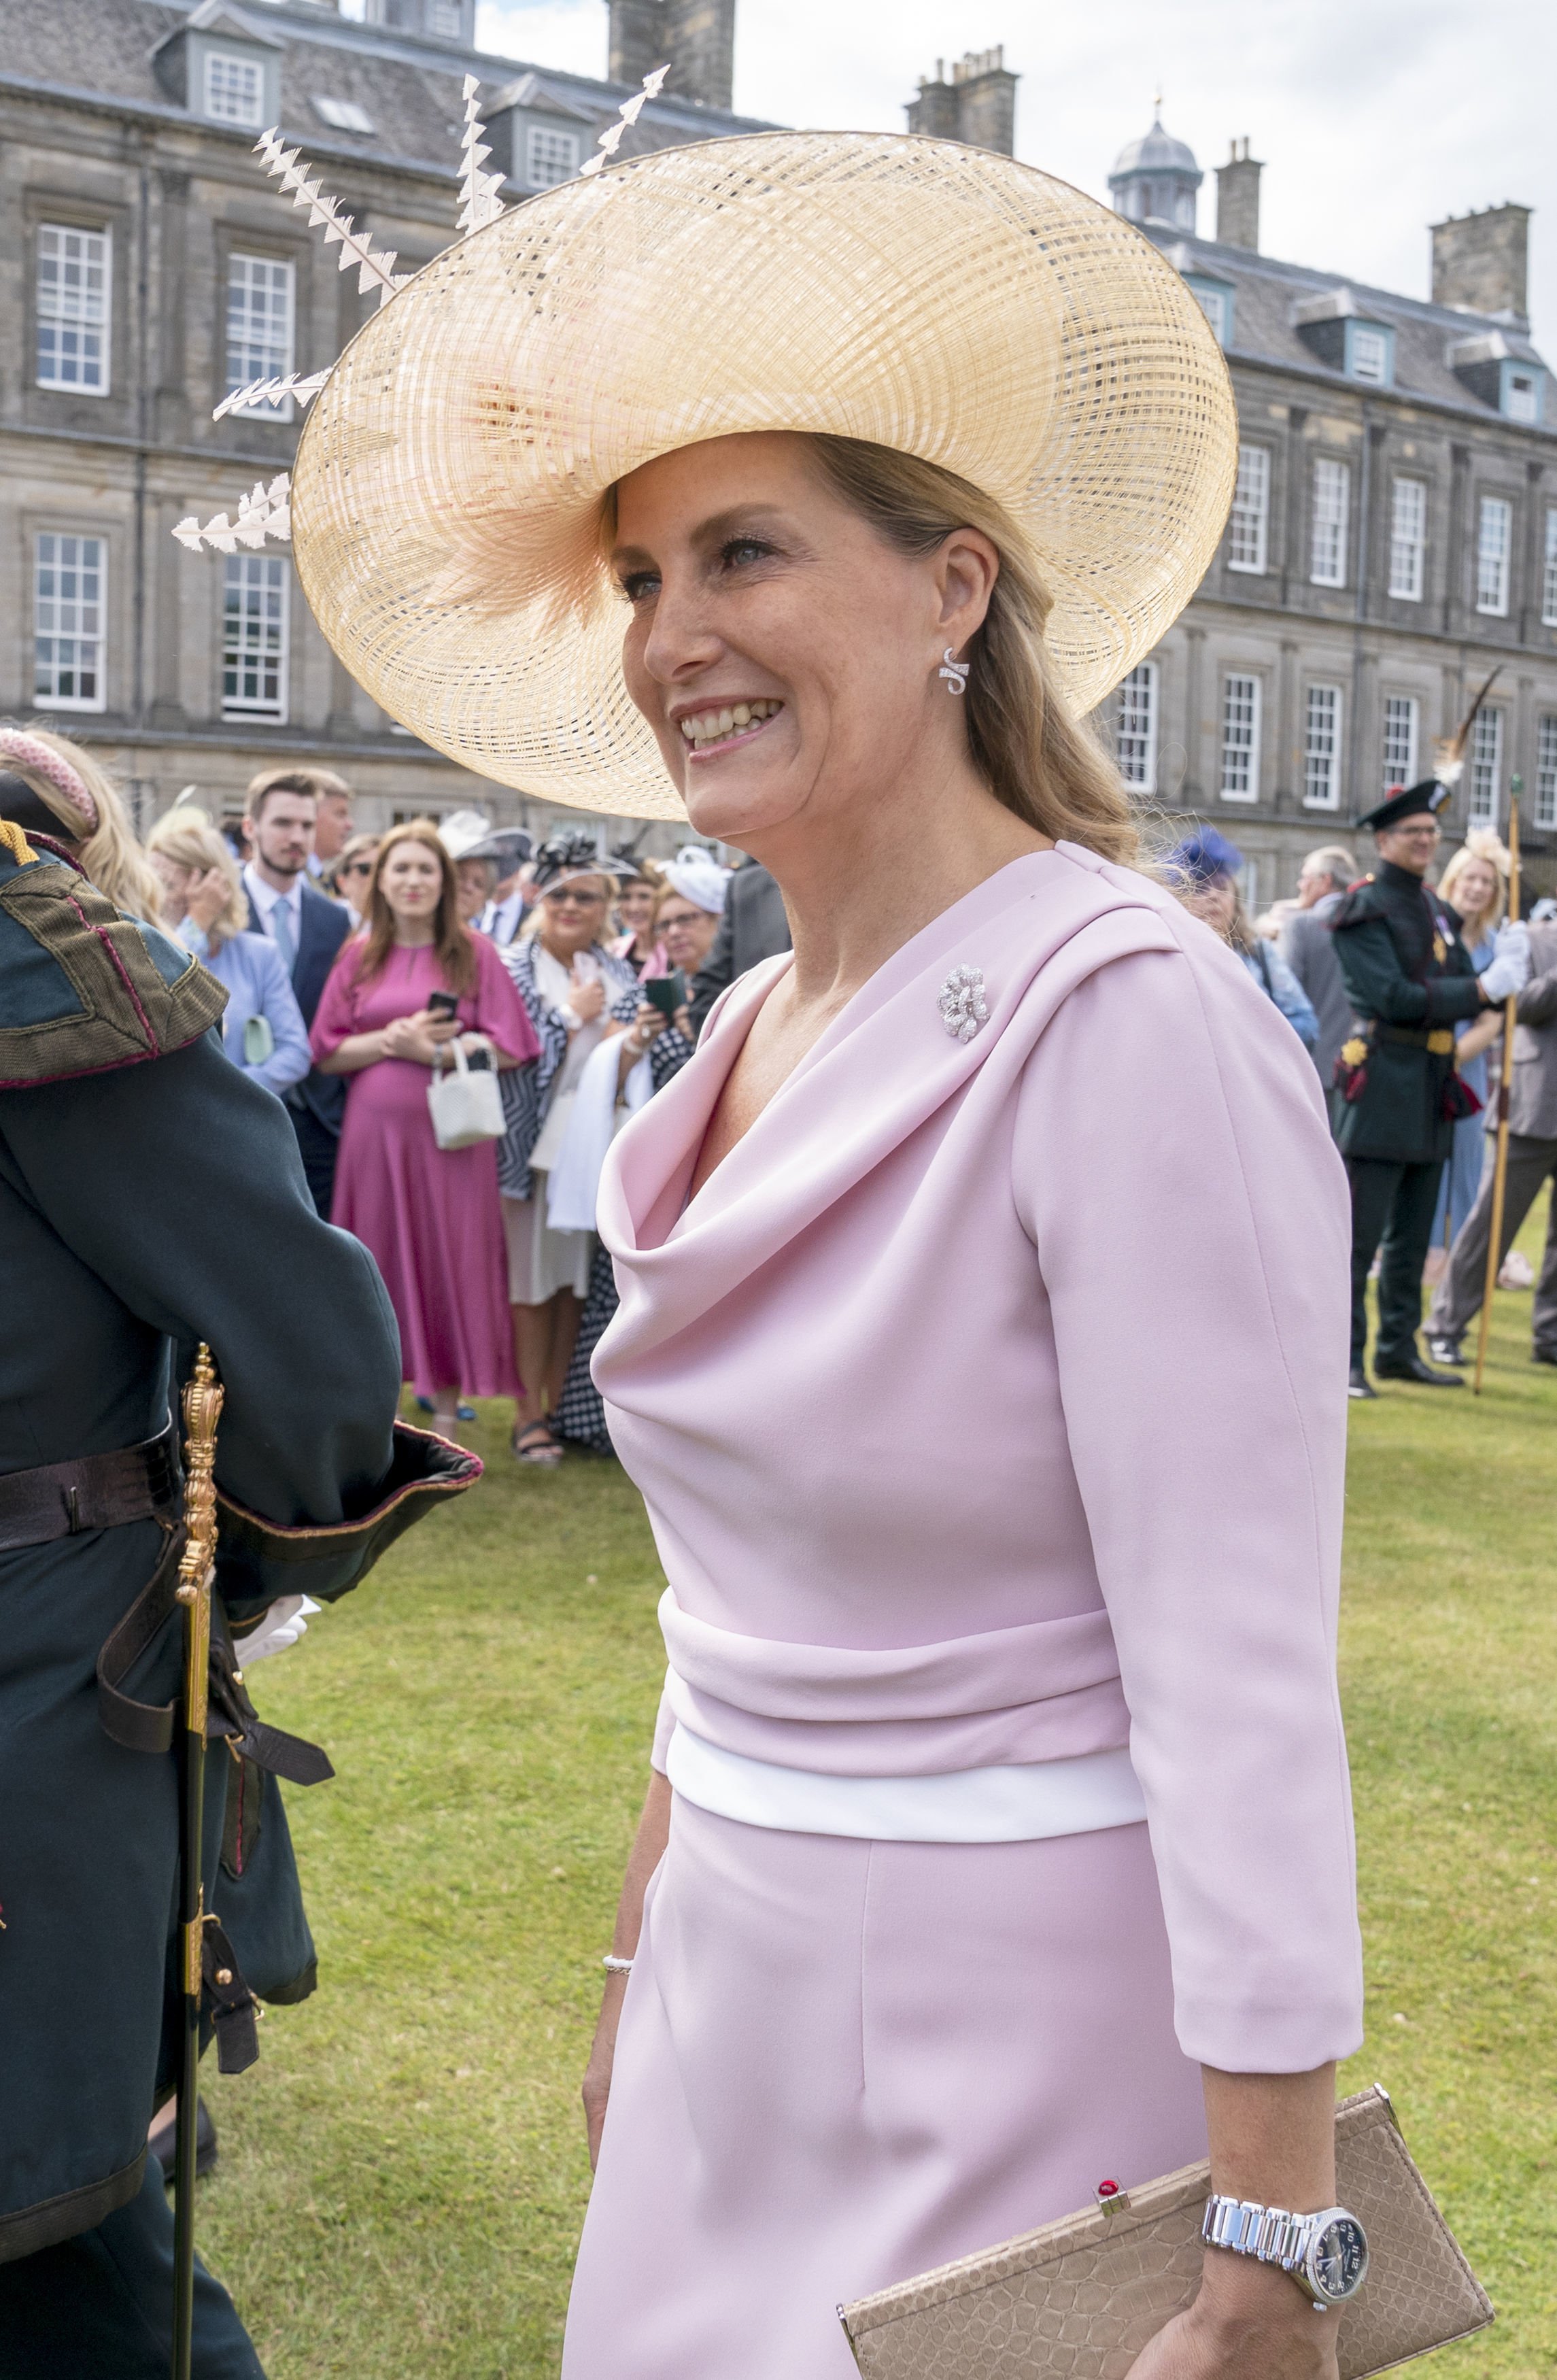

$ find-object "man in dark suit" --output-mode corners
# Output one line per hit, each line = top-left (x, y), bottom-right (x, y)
(1278, 843), (1357, 1096)
(687, 856), (791, 1038)
(240, 769), (352, 1217)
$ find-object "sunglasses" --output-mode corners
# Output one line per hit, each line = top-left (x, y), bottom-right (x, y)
(543, 888), (606, 908)
(340, 858), (374, 878)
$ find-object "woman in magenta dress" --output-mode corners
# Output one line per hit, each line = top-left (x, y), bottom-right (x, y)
(312, 819), (539, 1426)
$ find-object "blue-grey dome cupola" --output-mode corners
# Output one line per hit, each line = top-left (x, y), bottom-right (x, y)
(1109, 112), (1202, 234)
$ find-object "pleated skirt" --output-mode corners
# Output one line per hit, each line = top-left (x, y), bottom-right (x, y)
(561, 1795), (1207, 2379)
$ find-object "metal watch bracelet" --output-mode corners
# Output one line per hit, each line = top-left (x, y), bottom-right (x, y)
(1203, 2193), (1316, 2273)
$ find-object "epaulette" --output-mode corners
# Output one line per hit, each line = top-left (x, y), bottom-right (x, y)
(1329, 874), (1386, 932)
(0, 830), (226, 1089)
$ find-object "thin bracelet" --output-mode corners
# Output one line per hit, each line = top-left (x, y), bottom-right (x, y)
(601, 1953), (634, 1976)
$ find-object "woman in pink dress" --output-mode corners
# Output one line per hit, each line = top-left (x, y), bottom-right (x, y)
(290, 134), (1366, 2380)
(312, 820), (539, 1427)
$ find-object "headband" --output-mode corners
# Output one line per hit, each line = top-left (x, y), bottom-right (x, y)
(0, 732), (99, 835)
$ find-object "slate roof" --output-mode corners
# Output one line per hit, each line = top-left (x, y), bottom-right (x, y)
(1, 0), (774, 182)
(1148, 224), (1552, 432)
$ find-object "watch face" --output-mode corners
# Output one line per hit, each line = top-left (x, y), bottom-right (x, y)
(1310, 2215), (1369, 2304)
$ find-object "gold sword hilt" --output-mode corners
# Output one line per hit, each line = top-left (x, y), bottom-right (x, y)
(175, 1344), (224, 1737)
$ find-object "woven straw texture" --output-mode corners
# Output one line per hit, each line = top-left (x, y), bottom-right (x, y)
(838, 2088), (1494, 2379)
(291, 133), (1238, 819)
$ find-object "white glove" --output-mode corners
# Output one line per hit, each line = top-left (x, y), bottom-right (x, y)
(1479, 920), (1532, 1004)
(232, 1595), (321, 1669)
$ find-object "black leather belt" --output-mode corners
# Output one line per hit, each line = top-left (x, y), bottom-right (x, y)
(0, 1424), (180, 1553)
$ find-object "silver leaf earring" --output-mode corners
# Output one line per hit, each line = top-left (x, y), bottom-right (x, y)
(938, 649), (970, 694)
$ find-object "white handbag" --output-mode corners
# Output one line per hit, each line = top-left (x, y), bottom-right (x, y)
(426, 1038), (504, 1150)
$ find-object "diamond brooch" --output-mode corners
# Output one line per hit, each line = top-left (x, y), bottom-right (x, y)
(938, 963), (989, 1042)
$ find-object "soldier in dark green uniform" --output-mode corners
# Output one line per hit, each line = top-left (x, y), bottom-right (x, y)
(0, 794), (479, 2375)
(1331, 778), (1531, 1397)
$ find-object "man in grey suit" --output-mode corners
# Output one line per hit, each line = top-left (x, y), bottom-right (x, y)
(1278, 844), (1358, 1095)
(687, 857), (791, 1038)
(1426, 918), (1557, 1365)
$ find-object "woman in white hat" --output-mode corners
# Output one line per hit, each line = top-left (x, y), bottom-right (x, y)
(293, 133), (1361, 2380)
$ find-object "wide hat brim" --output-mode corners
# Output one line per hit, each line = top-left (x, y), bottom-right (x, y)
(291, 132), (1237, 821)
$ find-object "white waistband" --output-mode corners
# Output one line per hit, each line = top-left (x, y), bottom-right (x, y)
(664, 1724), (1146, 1844)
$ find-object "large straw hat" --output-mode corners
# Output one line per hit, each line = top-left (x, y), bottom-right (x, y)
(291, 132), (1237, 821)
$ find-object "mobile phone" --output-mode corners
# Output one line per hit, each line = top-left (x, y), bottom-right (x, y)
(426, 990), (460, 1019)
(643, 973), (685, 1017)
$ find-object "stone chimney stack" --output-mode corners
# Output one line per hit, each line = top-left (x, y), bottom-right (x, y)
(1431, 205), (1530, 324)
(607, 0), (735, 112)
(1215, 138), (1262, 252)
(906, 48), (1017, 157)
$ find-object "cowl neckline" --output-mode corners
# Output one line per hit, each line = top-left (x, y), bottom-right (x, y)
(596, 842), (1175, 1353)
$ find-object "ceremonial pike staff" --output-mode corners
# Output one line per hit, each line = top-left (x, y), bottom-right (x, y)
(173, 1344), (224, 2379)
(1473, 794), (1521, 1397)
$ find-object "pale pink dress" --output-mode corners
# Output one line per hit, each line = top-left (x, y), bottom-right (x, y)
(562, 847), (1364, 2379)
(311, 934), (539, 1398)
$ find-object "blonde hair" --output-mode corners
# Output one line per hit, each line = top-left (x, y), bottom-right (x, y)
(4, 724), (163, 923)
(802, 437), (1144, 869)
(146, 804), (247, 947)
(1438, 832), (1508, 942)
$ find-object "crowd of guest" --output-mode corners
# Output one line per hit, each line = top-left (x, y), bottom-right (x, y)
(7, 712), (1554, 1442)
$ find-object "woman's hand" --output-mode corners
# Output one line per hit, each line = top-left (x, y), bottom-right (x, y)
(1126, 2256), (1338, 2379)
(382, 1009), (457, 1066)
(185, 867), (229, 934)
(570, 972), (607, 1026)
(581, 1771), (671, 2171)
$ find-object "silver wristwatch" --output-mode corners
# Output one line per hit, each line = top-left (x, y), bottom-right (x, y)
(1202, 2194), (1369, 2310)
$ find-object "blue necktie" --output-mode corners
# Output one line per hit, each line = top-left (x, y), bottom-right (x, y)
(271, 898), (296, 977)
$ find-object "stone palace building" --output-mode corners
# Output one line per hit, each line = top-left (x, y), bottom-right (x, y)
(2, 3), (1553, 889)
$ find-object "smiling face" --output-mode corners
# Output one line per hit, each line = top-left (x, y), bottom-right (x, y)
(379, 838), (444, 928)
(615, 878), (657, 939)
(537, 874), (612, 962)
(1452, 855), (1499, 930)
(611, 432), (997, 852)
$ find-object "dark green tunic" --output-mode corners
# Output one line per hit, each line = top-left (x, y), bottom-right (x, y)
(1329, 860), (1485, 1163)
(0, 834), (475, 2263)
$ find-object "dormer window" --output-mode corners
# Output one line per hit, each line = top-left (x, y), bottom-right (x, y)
(1184, 273), (1235, 348)
(204, 50), (266, 126)
(1505, 367), (1543, 426)
(527, 124), (581, 188)
(1348, 324), (1391, 385)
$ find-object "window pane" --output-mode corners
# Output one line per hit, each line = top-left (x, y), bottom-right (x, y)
(1505, 372), (1539, 426)
(1228, 447), (1268, 575)
(1191, 285), (1227, 345)
(37, 224), (111, 393)
(1382, 695), (1418, 795)
(1303, 684), (1342, 810)
(226, 254), (295, 415)
(205, 52), (265, 126)
(1310, 458), (1350, 588)
(527, 124), (580, 187)
(34, 532), (106, 710)
(1220, 673), (1261, 801)
(1544, 507), (1557, 630)
(1476, 496), (1512, 617)
(1116, 661), (1158, 791)
(1536, 715), (1557, 832)
(1388, 476), (1425, 602)
(1350, 328), (1388, 384)
(223, 554), (290, 720)
(1469, 708), (1503, 825)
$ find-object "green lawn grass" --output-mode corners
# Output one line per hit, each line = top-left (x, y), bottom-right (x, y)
(199, 1197), (1556, 2376)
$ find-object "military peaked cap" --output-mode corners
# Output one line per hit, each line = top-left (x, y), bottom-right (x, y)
(1356, 779), (1452, 835)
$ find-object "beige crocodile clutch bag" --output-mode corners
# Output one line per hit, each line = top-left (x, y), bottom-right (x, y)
(840, 2086), (1492, 2379)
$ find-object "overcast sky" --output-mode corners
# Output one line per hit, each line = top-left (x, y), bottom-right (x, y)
(473, 0), (1556, 340)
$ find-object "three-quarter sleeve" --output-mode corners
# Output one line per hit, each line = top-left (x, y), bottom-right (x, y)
(309, 936), (366, 1065)
(470, 932), (542, 1066)
(1011, 936), (1364, 2073)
